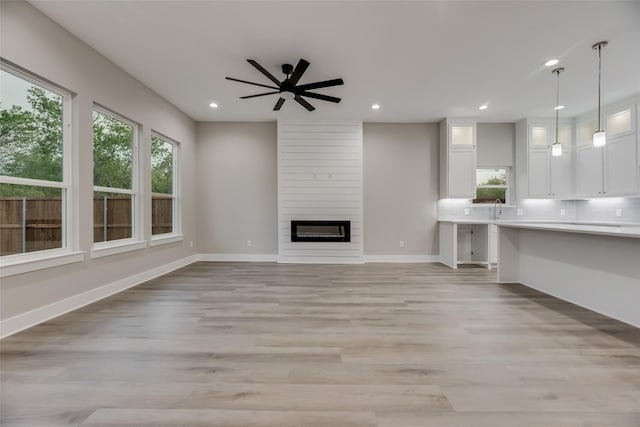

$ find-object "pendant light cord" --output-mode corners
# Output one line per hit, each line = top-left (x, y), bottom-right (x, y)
(552, 67), (563, 144)
(597, 44), (602, 131)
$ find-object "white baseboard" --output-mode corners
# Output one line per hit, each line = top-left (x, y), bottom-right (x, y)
(0, 255), (197, 339)
(277, 256), (365, 264)
(364, 254), (441, 263)
(196, 253), (278, 262)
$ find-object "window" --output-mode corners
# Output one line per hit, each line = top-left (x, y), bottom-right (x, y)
(474, 168), (510, 204)
(0, 65), (71, 256)
(92, 107), (138, 244)
(150, 133), (178, 236)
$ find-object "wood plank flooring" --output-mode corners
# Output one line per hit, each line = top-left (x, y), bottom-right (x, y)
(1, 262), (639, 426)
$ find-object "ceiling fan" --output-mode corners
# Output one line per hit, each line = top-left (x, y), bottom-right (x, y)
(226, 58), (344, 111)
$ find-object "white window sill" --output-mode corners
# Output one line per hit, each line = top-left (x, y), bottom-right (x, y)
(149, 234), (184, 247)
(91, 240), (147, 259)
(0, 250), (86, 278)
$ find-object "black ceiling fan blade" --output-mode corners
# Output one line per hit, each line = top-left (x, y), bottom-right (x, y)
(294, 95), (315, 111)
(273, 98), (286, 111)
(296, 78), (344, 91)
(300, 91), (341, 103)
(247, 59), (282, 86)
(240, 91), (280, 99)
(226, 77), (279, 90)
(288, 59), (310, 86)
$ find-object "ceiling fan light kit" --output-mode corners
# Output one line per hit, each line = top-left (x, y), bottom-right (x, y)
(226, 58), (344, 111)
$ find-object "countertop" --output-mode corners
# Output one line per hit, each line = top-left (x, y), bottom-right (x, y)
(438, 219), (640, 239)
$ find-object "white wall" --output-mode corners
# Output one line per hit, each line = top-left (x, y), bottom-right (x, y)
(0, 2), (197, 322)
(195, 122), (277, 256)
(363, 123), (440, 258)
(278, 122), (363, 263)
(477, 123), (515, 167)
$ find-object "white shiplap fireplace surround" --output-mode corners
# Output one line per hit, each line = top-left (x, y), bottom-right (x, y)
(278, 121), (364, 263)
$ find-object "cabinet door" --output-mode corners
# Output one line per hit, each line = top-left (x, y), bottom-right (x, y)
(605, 135), (638, 196)
(550, 149), (573, 198)
(528, 149), (550, 197)
(448, 149), (476, 198)
(575, 146), (603, 196)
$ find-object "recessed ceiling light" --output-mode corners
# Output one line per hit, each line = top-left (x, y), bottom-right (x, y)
(545, 59), (559, 67)
(209, 102), (219, 108)
(554, 105), (565, 110)
(371, 104), (380, 110)
(479, 104), (488, 110)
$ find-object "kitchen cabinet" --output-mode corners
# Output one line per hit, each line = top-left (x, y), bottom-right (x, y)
(575, 103), (638, 198)
(516, 120), (573, 200)
(440, 119), (476, 199)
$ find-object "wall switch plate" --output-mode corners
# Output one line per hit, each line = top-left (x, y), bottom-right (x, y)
(189, 241), (194, 248)
(399, 240), (405, 248)
(517, 209), (524, 216)
(616, 208), (622, 217)
(247, 240), (253, 247)
(560, 209), (566, 216)
(464, 208), (470, 216)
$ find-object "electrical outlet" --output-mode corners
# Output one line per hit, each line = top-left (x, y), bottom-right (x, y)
(189, 241), (194, 248)
(616, 208), (622, 217)
(464, 208), (470, 216)
(517, 209), (524, 216)
(399, 240), (405, 248)
(560, 209), (566, 216)
(247, 240), (253, 247)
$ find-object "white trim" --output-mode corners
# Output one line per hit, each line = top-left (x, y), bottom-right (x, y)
(149, 234), (184, 247)
(93, 186), (134, 195)
(197, 253), (278, 262)
(0, 255), (197, 339)
(0, 250), (85, 278)
(91, 240), (147, 259)
(278, 256), (365, 264)
(0, 176), (67, 188)
(363, 255), (441, 263)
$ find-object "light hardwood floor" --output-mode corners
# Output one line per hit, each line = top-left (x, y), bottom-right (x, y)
(1, 262), (639, 426)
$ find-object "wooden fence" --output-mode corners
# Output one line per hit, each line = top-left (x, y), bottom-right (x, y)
(0, 196), (172, 256)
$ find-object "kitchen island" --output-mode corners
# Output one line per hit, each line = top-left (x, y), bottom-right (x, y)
(497, 222), (640, 327)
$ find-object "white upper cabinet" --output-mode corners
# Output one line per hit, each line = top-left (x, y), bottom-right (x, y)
(574, 102), (638, 198)
(516, 119), (573, 200)
(440, 119), (476, 199)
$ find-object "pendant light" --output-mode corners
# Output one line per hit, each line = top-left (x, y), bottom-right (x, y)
(592, 41), (608, 147)
(551, 67), (564, 157)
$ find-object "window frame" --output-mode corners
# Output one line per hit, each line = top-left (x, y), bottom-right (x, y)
(150, 131), (181, 242)
(0, 61), (75, 261)
(473, 167), (511, 205)
(91, 104), (141, 252)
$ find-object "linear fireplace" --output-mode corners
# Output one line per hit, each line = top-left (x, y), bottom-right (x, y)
(291, 220), (351, 242)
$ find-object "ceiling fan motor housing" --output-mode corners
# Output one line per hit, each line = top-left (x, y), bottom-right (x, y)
(282, 63), (294, 76)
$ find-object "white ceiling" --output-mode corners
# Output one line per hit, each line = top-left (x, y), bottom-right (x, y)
(30, 1), (640, 123)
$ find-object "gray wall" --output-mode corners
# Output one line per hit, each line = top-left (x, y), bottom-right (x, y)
(1, 2), (197, 320)
(363, 123), (440, 256)
(477, 123), (515, 167)
(195, 122), (440, 257)
(196, 122), (278, 255)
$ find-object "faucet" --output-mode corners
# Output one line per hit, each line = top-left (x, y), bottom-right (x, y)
(494, 199), (502, 220)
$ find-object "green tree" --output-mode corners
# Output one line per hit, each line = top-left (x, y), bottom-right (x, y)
(0, 86), (63, 196)
(151, 136), (173, 194)
(92, 111), (133, 190)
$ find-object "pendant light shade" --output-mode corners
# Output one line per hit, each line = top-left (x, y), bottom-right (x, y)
(551, 67), (564, 157)
(593, 41), (608, 147)
(593, 130), (606, 147)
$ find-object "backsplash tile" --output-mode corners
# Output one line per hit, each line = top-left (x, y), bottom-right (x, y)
(439, 197), (640, 223)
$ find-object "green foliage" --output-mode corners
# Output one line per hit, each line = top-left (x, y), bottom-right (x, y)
(151, 136), (173, 194)
(92, 111), (133, 189)
(0, 87), (63, 190)
(475, 187), (506, 203)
